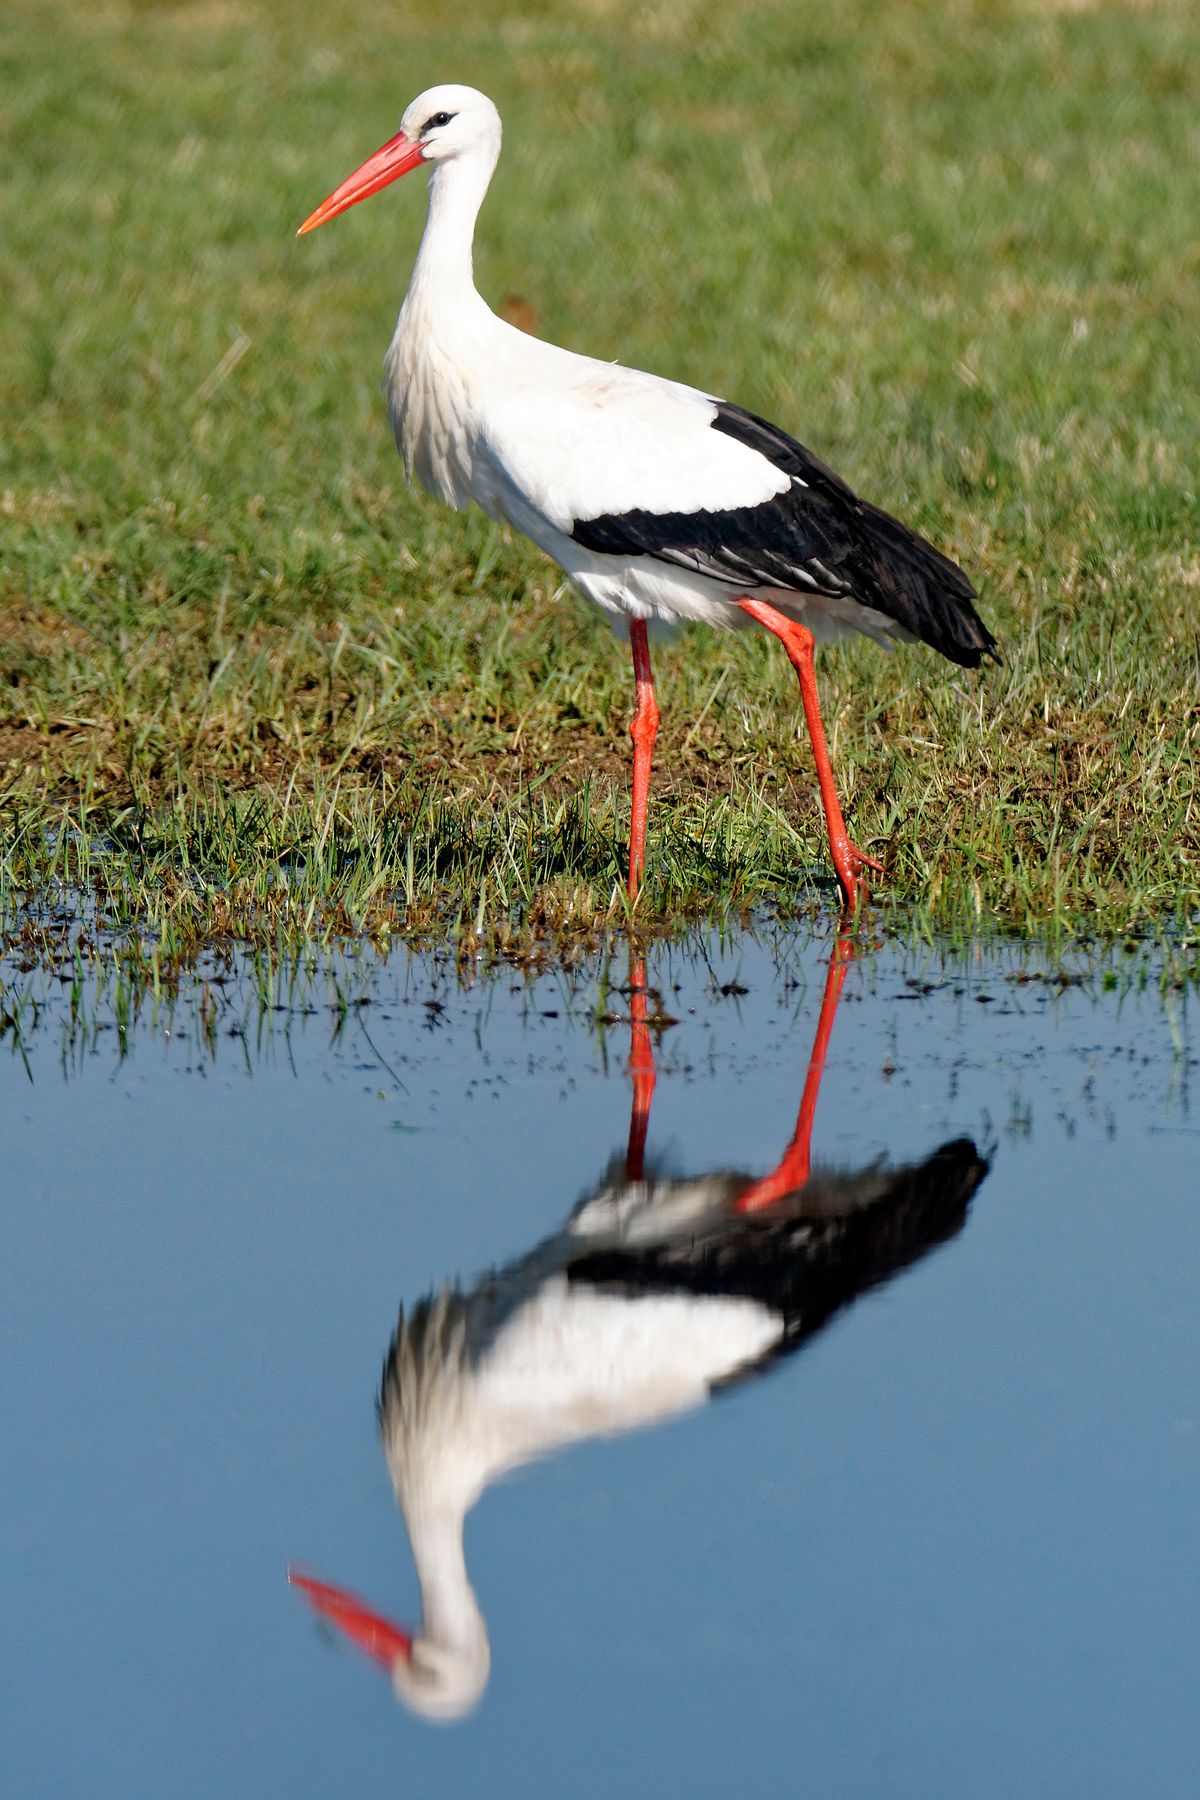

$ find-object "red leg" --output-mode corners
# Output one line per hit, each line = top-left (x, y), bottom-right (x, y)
(627, 620), (659, 898)
(625, 954), (656, 1182)
(734, 936), (853, 1214)
(737, 597), (882, 908)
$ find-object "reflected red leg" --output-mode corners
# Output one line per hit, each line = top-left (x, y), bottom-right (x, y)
(627, 620), (659, 899)
(625, 954), (656, 1181)
(737, 597), (882, 909)
(734, 937), (854, 1214)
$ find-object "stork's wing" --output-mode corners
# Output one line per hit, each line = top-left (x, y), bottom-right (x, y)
(567, 400), (864, 596)
(571, 402), (997, 668)
(564, 1136), (990, 1370)
(483, 359), (996, 668)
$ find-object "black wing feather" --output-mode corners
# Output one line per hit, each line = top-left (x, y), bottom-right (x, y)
(571, 401), (998, 669)
(565, 1138), (989, 1373)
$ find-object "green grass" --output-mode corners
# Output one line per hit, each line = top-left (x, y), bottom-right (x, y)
(2, 0), (1199, 960)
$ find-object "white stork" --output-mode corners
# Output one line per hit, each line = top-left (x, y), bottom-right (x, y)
(289, 947), (989, 1720)
(298, 84), (997, 906)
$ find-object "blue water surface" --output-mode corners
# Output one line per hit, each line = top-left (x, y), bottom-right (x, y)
(2, 927), (1196, 1799)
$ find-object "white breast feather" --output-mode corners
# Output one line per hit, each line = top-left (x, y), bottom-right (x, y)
(383, 309), (853, 631)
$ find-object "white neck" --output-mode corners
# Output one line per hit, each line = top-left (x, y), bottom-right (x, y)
(406, 1497), (487, 1654)
(405, 145), (499, 316)
(386, 145), (504, 505)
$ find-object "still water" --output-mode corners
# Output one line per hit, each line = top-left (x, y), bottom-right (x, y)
(2, 926), (1197, 1798)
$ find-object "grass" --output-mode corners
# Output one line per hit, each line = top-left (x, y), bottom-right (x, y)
(3, 898), (1190, 1081)
(2, 0), (1199, 962)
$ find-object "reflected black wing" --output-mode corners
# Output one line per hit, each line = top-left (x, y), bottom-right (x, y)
(571, 401), (998, 669)
(565, 1137), (989, 1377)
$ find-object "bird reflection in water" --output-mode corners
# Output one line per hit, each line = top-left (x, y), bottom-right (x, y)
(290, 940), (989, 1721)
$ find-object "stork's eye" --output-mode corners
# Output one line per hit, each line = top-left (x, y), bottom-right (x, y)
(422, 110), (455, 134)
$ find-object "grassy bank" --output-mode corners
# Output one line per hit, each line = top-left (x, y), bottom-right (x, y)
(2, 0), (1198, 955)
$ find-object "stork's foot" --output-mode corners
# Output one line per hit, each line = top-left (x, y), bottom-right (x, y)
(831, 839), (884, 910)
(847, 841), (884, 878)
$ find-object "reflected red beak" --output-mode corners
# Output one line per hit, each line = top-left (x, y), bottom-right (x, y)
(289, 1565), (414, 1668)
(297, 131), (425, 235)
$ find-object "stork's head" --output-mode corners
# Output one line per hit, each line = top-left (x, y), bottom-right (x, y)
(288, 1567), (490, 1723)
(297, 85), (501, 235)
(393, 1630), (492, 1722)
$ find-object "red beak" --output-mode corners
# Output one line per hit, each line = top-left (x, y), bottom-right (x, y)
(289, 1566), (414, 1668)
(297, 130), (425, 235)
